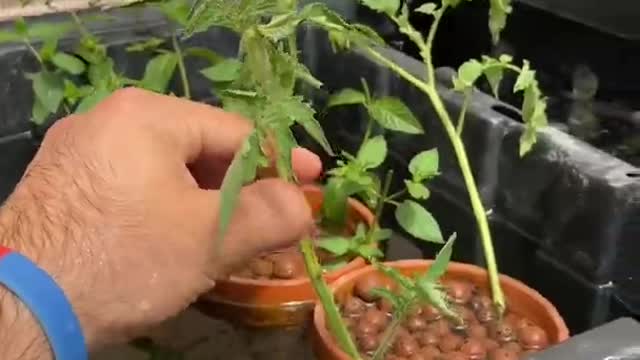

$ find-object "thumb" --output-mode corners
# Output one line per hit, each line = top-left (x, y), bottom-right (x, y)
(187, 179), (314, 278)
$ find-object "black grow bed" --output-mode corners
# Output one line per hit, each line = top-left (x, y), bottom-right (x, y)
(0, 4), (637, 352)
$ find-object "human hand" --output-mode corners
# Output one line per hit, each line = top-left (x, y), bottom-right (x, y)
(0, 88), (322, 357)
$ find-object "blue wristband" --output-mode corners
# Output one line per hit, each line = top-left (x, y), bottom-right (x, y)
(0, 248), (88, 360)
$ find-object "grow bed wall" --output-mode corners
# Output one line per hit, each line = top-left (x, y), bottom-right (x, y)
(0, 5), (635, 336)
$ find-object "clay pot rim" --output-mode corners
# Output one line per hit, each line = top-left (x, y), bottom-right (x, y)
(313, 259), (570, 360)
(223, 184), (374, 287)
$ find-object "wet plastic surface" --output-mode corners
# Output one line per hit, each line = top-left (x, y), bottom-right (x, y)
(0, 5), (638, 347)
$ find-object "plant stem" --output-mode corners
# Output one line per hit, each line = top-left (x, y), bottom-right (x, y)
(456, 90), (470, 135)
(300, 238), (361, 360)
(24, 40), (44, 65)
(363, 48), (506, 313)
(172, 32), (191, 99)
(423, 7), (446, 84)
(69, 11), (92, 39)
(371, 302), (410, 360)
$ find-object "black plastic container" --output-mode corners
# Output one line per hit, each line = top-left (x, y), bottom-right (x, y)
(0, 5), (637, 337)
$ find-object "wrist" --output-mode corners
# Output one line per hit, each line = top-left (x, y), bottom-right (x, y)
(0, 285), (52, 360)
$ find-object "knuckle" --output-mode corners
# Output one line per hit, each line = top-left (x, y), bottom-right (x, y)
(94, 87), (148, 118)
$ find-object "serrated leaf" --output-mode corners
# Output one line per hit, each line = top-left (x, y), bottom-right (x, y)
(200, 58), (242, 83)
(360, 0), (400, 16)
(327, 88), (366, 108)
(31, 98), (50, 125)
(415, 3), (437, 14)
(405, 180), (430, 200)
(514, 64), (535, 93)
(409, 149), (439, 181)
(368, 97), (423, 134)
(126, 37), (166, 52)
(31, 72), (64, 114)
(140, 53), (179, 93)
(257, 12), (302, 41)
(395, 200), (443, 243)
(51, 53), (86, 75)
(74, 87), (112, 114)
(295, 62), (323, 89)
(457, 59), (483, 87)
(423, 232), (456, 283)
(217, 132), (260, 248)
(317, 237), (352, 256)
(295, 110), (334, 156)
(488, 0), (511, 44)
(357, 135), (387, 169)
(484, 66), (503, 98)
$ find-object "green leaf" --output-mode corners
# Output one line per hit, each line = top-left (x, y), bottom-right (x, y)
(183, 47), (224, 64)
(26, 20), (75, 41)
(157, 0), (191, 26)
(367, 97), (423, 134)
(375, 263), (414, 291)
(360, 0), (400, 16)
(368, 287), (399, 308)
(323, 260), (349, 272)
(408, 149), (439, 181)
(126, 37), (166, 52)
(74, 87), (112, 114)
(322, 178), (350, 227)
(484, 66), (503, 98)
(294, 109), (334, 156)
(31, 98), (50, 125)
(31, 72), (64, 114)
(371, 227), (393, 242)
(405, 180), (430, 200)
(423, 233), (456, 283)
(217, 132), (260, 248)
(356, 135), (387, 169)
(0, 30), (21, 43)
(356, 245), (384, 260)
(499, 54), (513, 63)
(327, 88), (366, 108)
(200, 58), (242, 83)
(513, 61), (535, 92)
(257, 12), (302, 41)
(414, 3), (437, 14)
(75, 37), (108, 65)
(395, 200), (443, 243)
(519, 87), (547, 157)
(295, 62), (323, 89)
(488, 0), (512, 44)
(317, 237), (352, 256)
(51, 53), (86, 75)
(14, 18), (27, 37)
(457, 59), (483, 87)
(88, 59), (117, 89)
(140, 53), (179, 93)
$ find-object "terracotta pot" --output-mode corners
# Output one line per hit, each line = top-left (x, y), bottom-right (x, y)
(195, 185), (375, 328)
(312, 259), (570, 359)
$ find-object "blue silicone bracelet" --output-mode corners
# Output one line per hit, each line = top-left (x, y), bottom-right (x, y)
(0, 250), (88, 360)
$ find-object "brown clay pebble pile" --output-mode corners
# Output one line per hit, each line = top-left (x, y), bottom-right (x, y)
(232, 223), (341, 280)
(337, 275), (551, 359)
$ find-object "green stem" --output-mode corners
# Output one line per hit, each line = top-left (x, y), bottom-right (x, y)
(456, 90), (470, 135)
(364, 169), (393, 246)
(371, 303), (410, 360)
(172, 33), (191, 99)
(423, 7), (447, 84)
(69, 11), (92, 39)
(24, 40), (44, 65)
(300, 239), (361, 360)
(363, 48), (506, 314)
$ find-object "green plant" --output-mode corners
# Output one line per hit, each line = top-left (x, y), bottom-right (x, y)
(346, 0), (547, 316)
